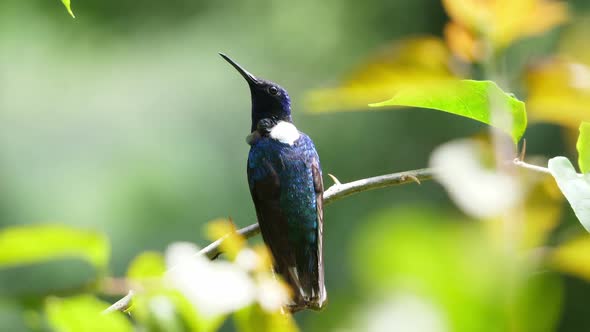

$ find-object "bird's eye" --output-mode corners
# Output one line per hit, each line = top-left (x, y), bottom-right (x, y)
(268, 86), (279, 95)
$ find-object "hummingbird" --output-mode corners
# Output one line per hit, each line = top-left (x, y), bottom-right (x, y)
(220, 53), (326, 311)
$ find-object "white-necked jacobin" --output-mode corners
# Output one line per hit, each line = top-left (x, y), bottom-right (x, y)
(220, 53), (326, 311)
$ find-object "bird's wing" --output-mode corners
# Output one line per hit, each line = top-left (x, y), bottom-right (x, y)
(247, 159), (299, 284)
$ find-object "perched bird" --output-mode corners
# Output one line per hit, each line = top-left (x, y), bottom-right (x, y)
(220, 53), (326, 311)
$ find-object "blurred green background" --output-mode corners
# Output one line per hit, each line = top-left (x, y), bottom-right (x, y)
(1, 0), (590, 331)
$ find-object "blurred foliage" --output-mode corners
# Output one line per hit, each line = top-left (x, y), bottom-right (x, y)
(126, 251), (166, 281)
(0, 225), (108, 269)
(350, 208), (563, 332)
(442, 0), (568, 58)
(525, 16), (590, 128)
(46, 295), (132, 332)
(578, 122), (590, 173)
(551, 235), (590, 281)
(2, 0), (590, 331)
(306, 37), (460, 112)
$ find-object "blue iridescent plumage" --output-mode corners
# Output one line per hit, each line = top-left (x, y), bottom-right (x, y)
(220, 53), (326, 311)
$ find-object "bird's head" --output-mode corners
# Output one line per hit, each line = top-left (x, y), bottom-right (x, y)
(220, 53), (292, 132)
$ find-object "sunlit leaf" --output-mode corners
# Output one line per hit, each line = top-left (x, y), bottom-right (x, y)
(578, 122), (590, 173)
(370, 80), (527, 143)
(46, 295), (132, 332)
(60, 0), (75, 18)
(526, 59), (590, 128)
(234, 304), (298, 332)
(306, 37), (458, 113)
(127, 251), (165, 280)
(551, 236), (590, 280)
(0, 225), (109, 270)
(442, 0), (567, 50)
(547, 157), (590, 231)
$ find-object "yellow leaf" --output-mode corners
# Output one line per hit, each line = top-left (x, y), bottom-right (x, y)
(444, 22), (483, 62)
(442, 0), (567, 51)
(519, 1), (568, 38)
(206, 219), (245, 260)
(515, 175), (562, 249)
(442, 0), (490, 34)
(252, 244), (275, 272)
(306, 37), (458, 113)
(551, 236), (590, 281)
(526, 58), (590, 128)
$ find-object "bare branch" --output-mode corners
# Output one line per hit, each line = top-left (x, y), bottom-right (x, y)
(104, 290), (134, 314)
(513, 158), (551, 174)
(103, 167), (434, 313)
(201, 168), (433, 258)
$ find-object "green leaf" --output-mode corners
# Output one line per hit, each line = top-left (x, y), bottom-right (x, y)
(352, 207), (563, 332)
(370, 80), (527, 143)
(60, 0), (75, 18)
(126, 251), (165, 280)
(578, 122), (590, 174)
(510, 273), (563, 332)
(234, 305), (298, 332)
(548, 157), (590, 231)
(0, 225), (109, 270)
(46, 295), (132, 332)
(0, 259), (97, 297)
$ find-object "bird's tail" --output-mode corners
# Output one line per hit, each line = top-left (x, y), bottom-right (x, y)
(282, 244), (327, 312)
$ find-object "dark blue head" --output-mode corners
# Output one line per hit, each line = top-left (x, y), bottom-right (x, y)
(220, 53), (292, 132)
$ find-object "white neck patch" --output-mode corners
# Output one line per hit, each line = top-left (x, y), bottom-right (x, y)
(269, 121), (300, 145)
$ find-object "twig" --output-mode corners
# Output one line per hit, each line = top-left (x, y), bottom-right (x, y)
(103, 167), (433, 313)
(511, 139), (551, 175)
(513, 158), (551, 174)
(201, 168), (433, 258)
(105, 157), (556, 313)
(104, 290), (135, 314)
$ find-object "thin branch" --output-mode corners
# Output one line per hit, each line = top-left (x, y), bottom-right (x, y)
(103, 167), (434, 314)
(104, 158), (555, 313)
(104, 290), (135, 314)
(512, 139), (551, 175)
(512, 158), (551, 174)
(200, 168), (434, 259)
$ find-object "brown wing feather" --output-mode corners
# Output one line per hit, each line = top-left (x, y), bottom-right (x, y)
(311, 160), (327, 308)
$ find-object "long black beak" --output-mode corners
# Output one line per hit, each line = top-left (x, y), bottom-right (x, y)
(219, 53), (260, 85)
